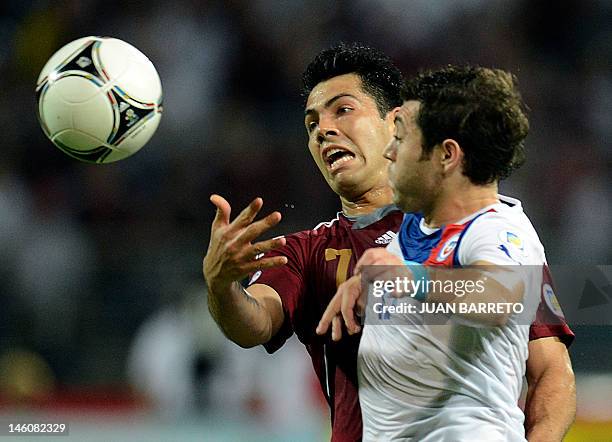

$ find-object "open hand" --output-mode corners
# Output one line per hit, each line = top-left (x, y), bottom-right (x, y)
(203, 194), (287, 292)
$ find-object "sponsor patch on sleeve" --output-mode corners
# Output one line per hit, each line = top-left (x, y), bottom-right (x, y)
(497, 230), (528, 262)
(542, 283), (565, 318)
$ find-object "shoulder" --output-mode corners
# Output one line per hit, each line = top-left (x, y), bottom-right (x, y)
(283, 208), (403, 251)
(472, 201), (543, 249)
(458, 198), (545, 265)
(281, 213), (343, 240)
(278, 212), (346, 253)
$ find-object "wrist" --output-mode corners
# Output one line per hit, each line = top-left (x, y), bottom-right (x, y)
(206, 277), (234, 296)
(404, 260), (429, 302)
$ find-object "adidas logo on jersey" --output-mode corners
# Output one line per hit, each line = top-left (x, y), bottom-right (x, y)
(375, 230), (397, 245)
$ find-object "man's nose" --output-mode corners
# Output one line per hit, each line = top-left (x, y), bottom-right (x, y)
(316, 116), (339, 144)
(317, 128), (339, 144)
(383, 141), (396, 161)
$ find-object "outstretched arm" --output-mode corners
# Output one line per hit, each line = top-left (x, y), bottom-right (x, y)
(317, 248), (525, 339)
(203, 194), (287, 347)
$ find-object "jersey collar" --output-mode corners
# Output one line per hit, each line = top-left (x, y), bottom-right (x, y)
(347, 204), (401, 230)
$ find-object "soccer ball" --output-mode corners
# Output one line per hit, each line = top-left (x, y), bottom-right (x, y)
(36, 36), (163, 164)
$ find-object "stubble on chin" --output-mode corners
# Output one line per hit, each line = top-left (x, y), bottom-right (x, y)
(392, 192), (408, 212)
(394, 188), (423, 213)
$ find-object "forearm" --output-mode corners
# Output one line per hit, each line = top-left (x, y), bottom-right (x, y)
(424, 265), (523, 326)
(525, 366), (576, 441)
(207, 281), (273, 348)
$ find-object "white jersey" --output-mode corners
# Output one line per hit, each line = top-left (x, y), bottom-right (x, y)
(358, 195), (544, 441)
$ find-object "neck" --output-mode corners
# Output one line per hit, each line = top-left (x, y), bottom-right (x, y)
(423, 182), (499, 228)
(340, 186), (394, 217)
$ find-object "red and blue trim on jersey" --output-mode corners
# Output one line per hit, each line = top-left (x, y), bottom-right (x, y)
(398, 210), (495, 267)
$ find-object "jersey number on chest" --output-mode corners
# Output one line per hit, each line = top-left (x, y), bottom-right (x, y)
(324, 248), (352, 287)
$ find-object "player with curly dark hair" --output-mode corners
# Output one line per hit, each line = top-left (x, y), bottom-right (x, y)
(402, 66), (528, 184)
(318, 65), (573, 440)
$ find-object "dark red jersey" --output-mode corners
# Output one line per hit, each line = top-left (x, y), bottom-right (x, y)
(248, 207), (574, 442)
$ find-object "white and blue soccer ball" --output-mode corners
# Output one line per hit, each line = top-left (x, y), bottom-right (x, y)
(36, 36), (163, 163)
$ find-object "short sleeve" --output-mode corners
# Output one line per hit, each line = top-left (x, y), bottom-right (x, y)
(456, 211), (545, 317)
(457, 212), (542, 266)
(529, 265), (575, 347)
(247, 233), (309, 353)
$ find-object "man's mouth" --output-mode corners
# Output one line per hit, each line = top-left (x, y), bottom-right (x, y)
(323, 146), (356, 171)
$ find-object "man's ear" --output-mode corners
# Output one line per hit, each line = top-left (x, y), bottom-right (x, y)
(440, 138), (463, 173)
(385, 106), (401, 134)
(386, 106), (401, 126)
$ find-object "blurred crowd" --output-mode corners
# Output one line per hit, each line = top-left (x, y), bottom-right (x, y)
(1, 0), (611, 420)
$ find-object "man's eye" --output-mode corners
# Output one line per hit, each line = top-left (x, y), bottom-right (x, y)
(308, 121), (318, 132)
(337, 106), (352, 114)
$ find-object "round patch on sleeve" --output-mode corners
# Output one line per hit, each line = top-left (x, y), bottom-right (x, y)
(542, 283), (565, 318)
(436, 233), (461, 262)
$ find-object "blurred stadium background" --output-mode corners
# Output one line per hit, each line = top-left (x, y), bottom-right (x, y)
(1, 0), (611, 440)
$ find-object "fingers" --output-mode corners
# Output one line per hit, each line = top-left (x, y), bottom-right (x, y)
(248, 236), (286, 259)
(243, 256), (288, 274)
(210, 196), (283, 249)
(205, 195), (286, 288)
(316, 295), (341, 336)
(341, 276), (362, 335)
(210, 194), (231, 227)
(228, 197), (264, 233)
(331, 316), (342, 341)
(236, 211), (283, 245)
(316, 276), (363, 340)
(356, 291), (367, 312)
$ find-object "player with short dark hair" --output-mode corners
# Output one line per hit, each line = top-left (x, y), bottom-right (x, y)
(203, 45), (575, 442)
(302, 42), (403, 117)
